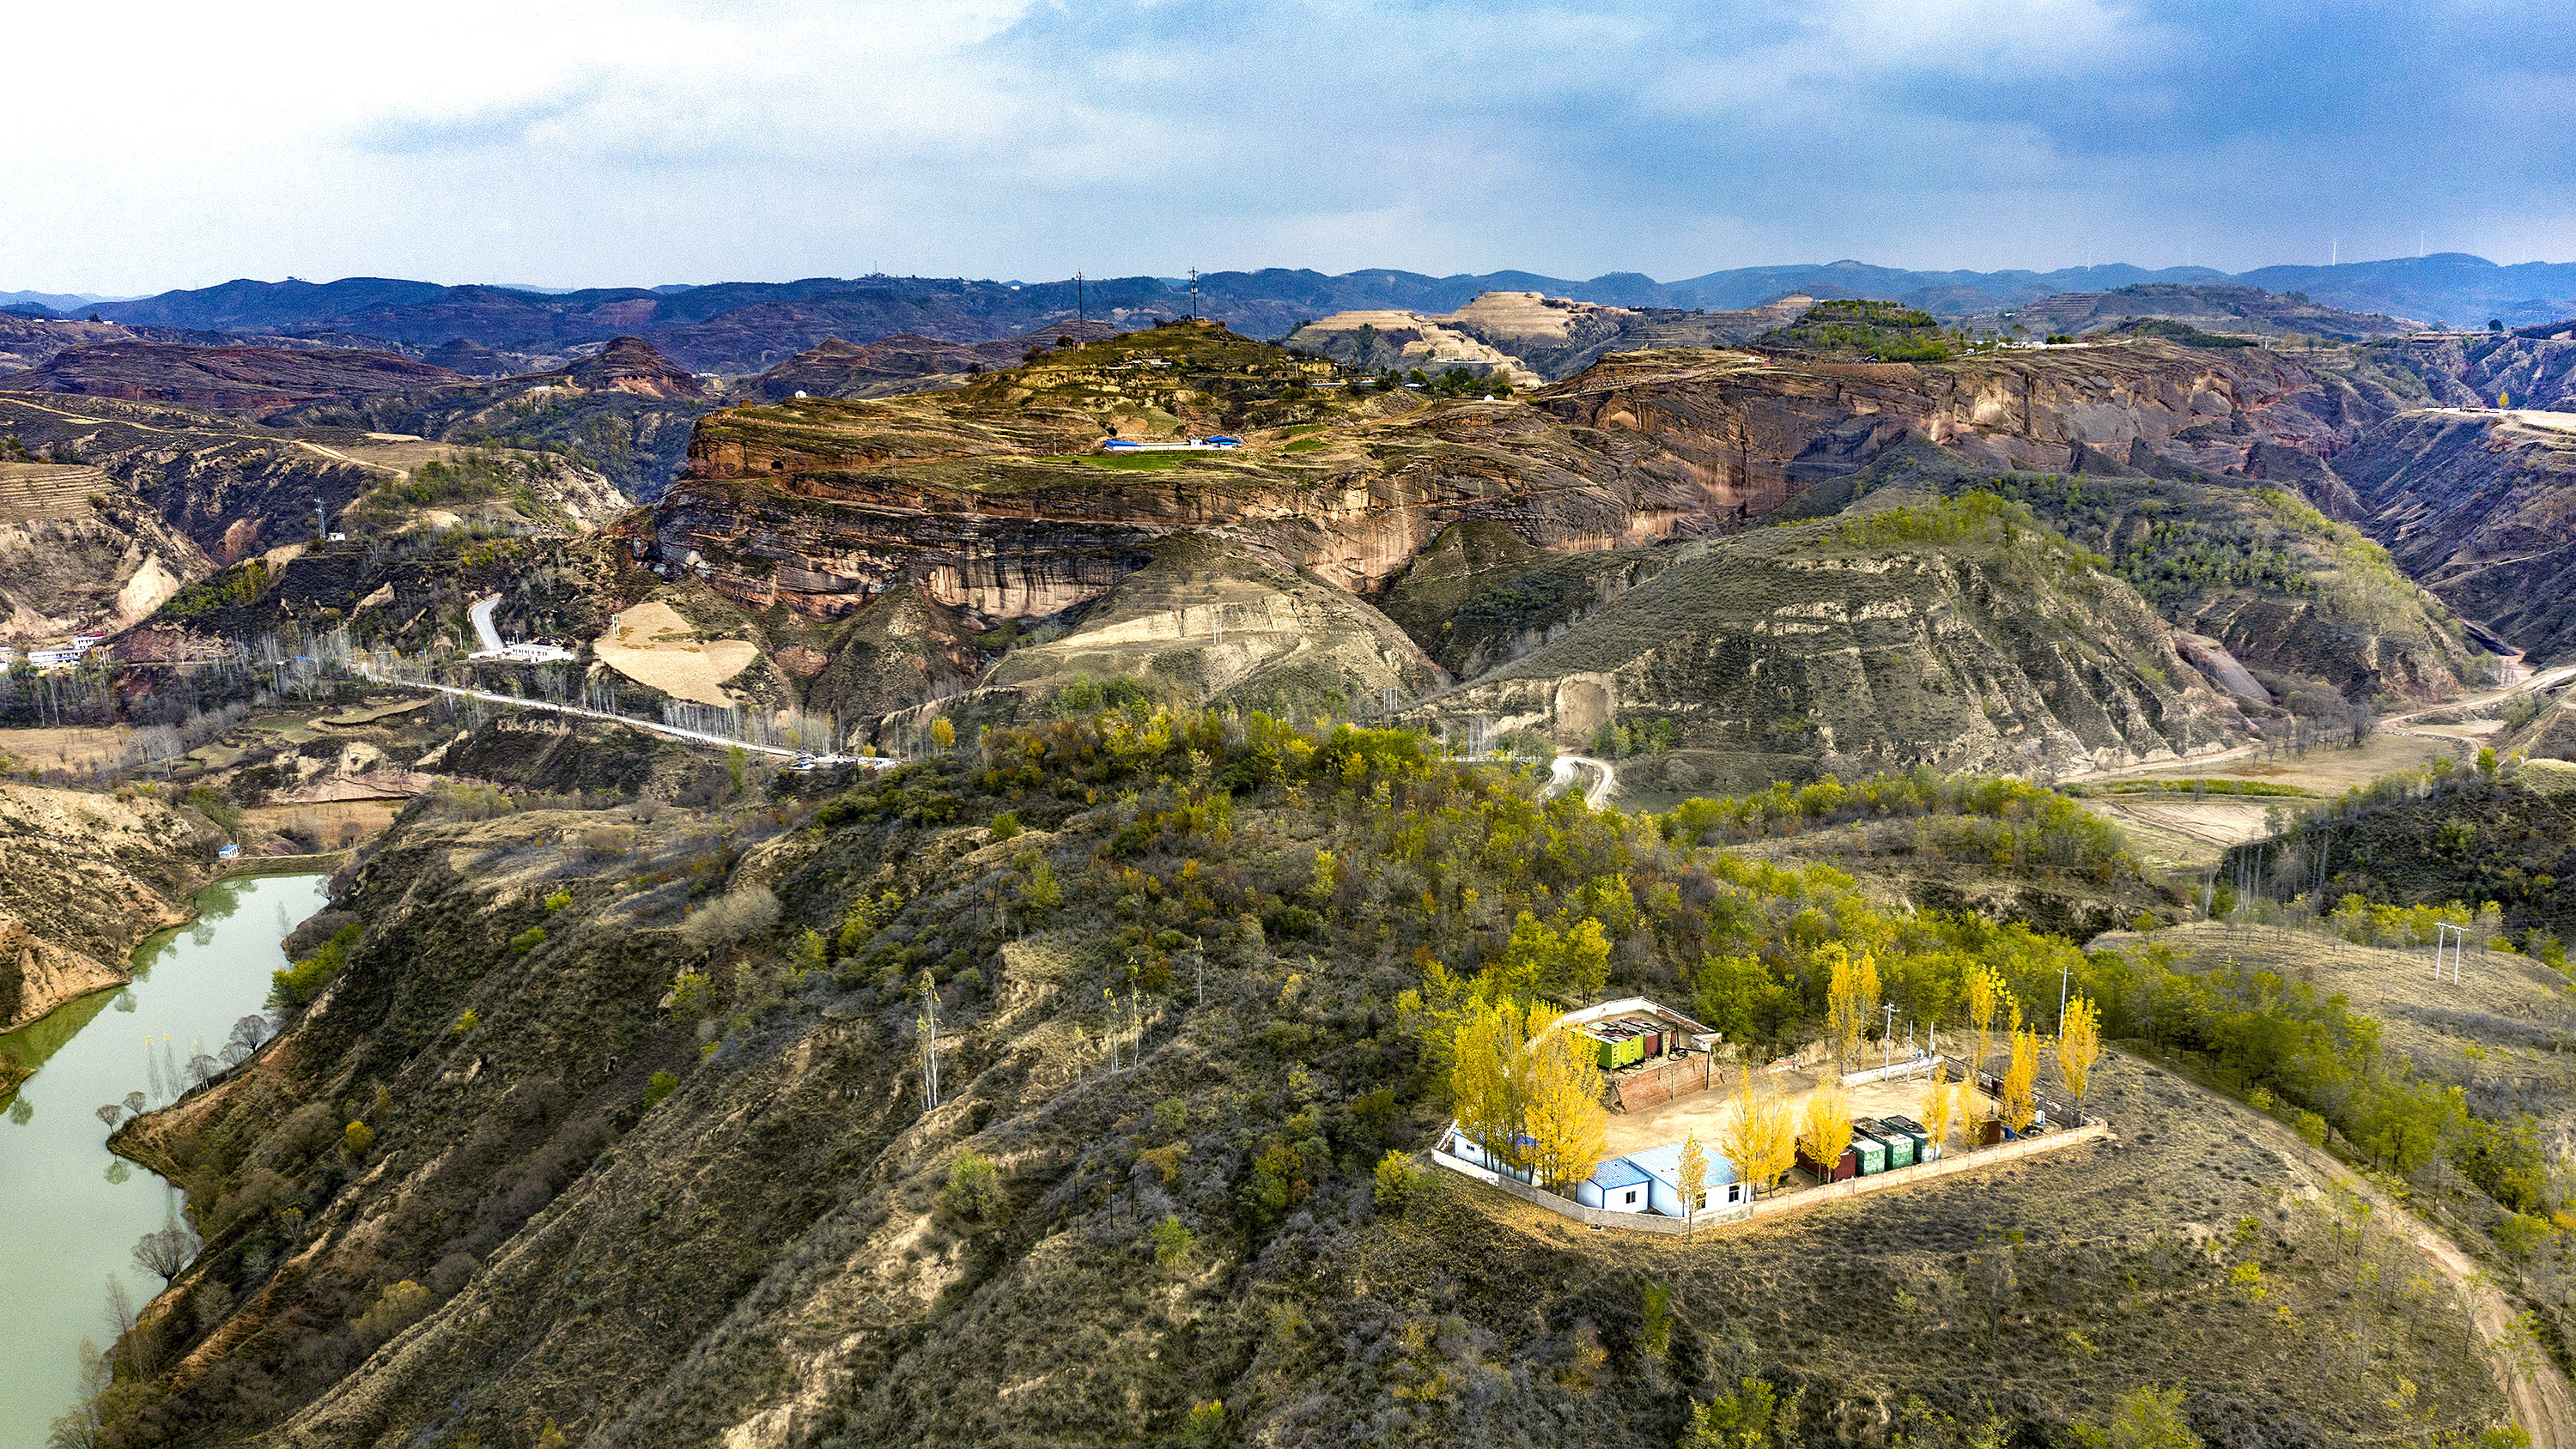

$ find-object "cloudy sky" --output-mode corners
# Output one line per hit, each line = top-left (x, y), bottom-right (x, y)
(7, 0), (2571, 294)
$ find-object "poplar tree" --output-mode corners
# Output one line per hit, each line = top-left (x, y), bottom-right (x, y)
(1524, 1025), (1607, 1193)
(1724, 1071), (1798, 1198)
(1799, 1076), (1855, 1178)
(1451, 998), (1536, 1176)
(1919, 1065), (1955, 1156)
(2058, 996), (2102, 1115)
(1678, 1131), (1710, 1236)
(1964, 965), (2001, 1074)
(2002, 1019), (2040, 1133)
(1820, 943), (1881, 1073)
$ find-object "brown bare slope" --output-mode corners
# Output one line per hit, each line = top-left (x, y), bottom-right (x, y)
(0, 343), (468, 415)
(0, 779), (210, 1031)
(2336, 409), (2576, 663)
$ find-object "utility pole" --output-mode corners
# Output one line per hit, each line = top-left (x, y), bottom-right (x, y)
(1882, 1002), (1897, 1073)
(1188, 267), (1199, 320)
(2058, 959), (2073, 1036)
(1076, 270), (1084, 343)
(314, 494), (327, 540)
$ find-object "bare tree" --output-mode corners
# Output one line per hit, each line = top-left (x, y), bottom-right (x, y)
(94, 1104), (125, 1131)
(2345, 696), (2379, 749)
(131, 1216), (199, 1285)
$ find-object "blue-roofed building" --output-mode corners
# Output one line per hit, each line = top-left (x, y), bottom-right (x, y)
(1575, 1156), (1654, 1214)
(1625, 1140), (1747, 1216)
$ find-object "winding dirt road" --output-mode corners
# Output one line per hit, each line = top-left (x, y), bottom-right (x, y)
(2141, 1054), (2575, 1448)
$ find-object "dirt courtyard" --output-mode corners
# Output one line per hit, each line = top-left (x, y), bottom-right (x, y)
(1603, 1060), (1998, 1159)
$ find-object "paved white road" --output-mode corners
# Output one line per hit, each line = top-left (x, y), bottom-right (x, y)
(1545, 754), (1617, 807)
(467, 594), (506, 654)
(353, 665), (877, 768)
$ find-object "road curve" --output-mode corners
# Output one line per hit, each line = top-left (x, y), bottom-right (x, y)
(466, 594), (506, 655)
(1544, 754), (1617, 807)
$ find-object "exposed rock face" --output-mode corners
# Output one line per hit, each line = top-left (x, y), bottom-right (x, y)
(1532, 342), (2374, 507)
(562, 336), (705, 398)
(0, 461), (212, 640)
(0, 780), (209, 1030)
(1285, 290), (1810, 383)
(969, 535), (1446, 723)
(2372, 329), (2576, 412)
(2336, 408), (2576, 662)
(1406, 501), (2242, 776)
(0, 343), (467, 415)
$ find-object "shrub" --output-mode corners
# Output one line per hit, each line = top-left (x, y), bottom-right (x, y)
(451, 1010), (478, 1036)
(643, 1070), (678, 1108)
(1154, 1097), (1188, 1134)
(350, 1279), (432, 1349)
(1372, 1150), (1423, 1213)
(1185, 1399), (1225, 1448)
(666, 971), (711, 1020)
(1151, 1214), (1194, 1266)
(269, 923), (361, 1009)
(1639, 1282), (1672, 1360)
(544, 890), (572, 912)
(990, 810), (1022, 841)
(945, 1149), (999, 1220)
(680, 886), (781, 954)
(343, 1120), (374, 1155)
(509, 926), (546, 955)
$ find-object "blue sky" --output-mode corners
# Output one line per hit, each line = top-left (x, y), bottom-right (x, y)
(6, 0), (2570, 293)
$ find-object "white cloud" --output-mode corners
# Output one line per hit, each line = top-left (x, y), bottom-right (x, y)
(0, 0), (2566, 292)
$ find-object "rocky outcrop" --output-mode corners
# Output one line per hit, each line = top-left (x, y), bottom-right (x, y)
(1532, 341), (2374, 507)
(0, 780), (210, 1030)
(2335, 409), (2576, 664)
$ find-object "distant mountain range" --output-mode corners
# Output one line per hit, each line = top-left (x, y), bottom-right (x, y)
(4, 254), (2569, 373)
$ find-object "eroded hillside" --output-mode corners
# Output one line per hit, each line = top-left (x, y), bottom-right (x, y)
(82, 716), (2520, 1449)
(2336, 409), (2576, 663)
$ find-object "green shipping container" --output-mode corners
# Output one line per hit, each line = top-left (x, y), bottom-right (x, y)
(1847, 1130), (1887, 1175)
(1857, 1119), (1916, 1168)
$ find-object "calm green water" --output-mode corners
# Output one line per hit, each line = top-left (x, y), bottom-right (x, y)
(0, 873), (328, 1448)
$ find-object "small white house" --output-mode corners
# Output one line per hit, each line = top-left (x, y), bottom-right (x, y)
(1576, 1156), (1654, 1215)
(1625, 1140), (1747, 1216)
(1444, 1129), (1534, 1185)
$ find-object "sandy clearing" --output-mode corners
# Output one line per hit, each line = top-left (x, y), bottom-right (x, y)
(1604, 1061), (1995, 1159)
(592, 600), (759, 707)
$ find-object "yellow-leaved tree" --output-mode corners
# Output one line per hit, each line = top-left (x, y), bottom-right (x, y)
(2002, 1014), (2040, 1133)
(929, 716), (956, 749)
(1524, 1025), (1608, 1193)
(1964, 964), (2001, 1075)
(1919, 1064), (1954, 1157)
(1724, 1070), (1799, 1199)
(1451, 997), (1537, 1176)
(1799, 1076), (1855, 1179)
(1678, 1130), (1710, 1235)
(2058, 995), (2102, 1117)
(1821, 943), (1881, 1073)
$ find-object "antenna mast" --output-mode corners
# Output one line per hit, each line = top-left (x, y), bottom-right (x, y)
(1188, 266), (1199, 319)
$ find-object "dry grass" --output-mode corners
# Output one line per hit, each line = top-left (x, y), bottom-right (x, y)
(0, 724), (131, 772)
(592, 599), (759, 706)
